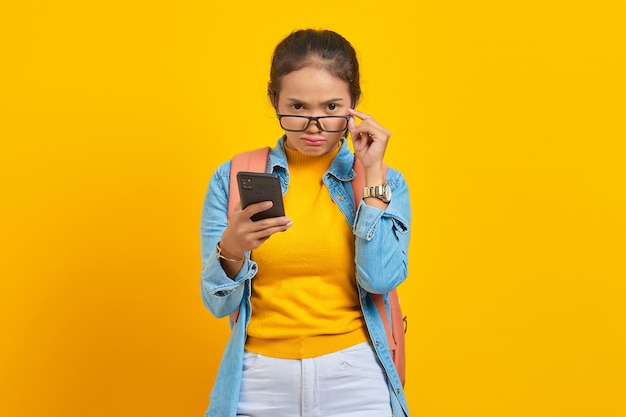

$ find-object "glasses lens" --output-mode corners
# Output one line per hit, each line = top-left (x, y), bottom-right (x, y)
(280, 116), (348, 132)
(280, 116), (308, 132)
(319, 116), (348, 132)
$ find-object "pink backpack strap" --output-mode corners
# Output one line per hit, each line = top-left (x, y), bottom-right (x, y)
(227, 147), (271, 219)
(227, 147), (271, 324)
(352, 158), (406, 386)
(384, 290), (406, 386)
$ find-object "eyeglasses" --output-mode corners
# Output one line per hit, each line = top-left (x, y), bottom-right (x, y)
(277, 114), (351, 132)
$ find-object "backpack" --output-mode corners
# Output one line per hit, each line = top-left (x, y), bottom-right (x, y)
(227, 147), (406, 386)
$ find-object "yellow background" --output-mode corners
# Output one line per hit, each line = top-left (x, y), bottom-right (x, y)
(1, 1), (625, 416)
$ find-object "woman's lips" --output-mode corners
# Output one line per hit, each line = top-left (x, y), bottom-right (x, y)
(301, 136), (326, 146)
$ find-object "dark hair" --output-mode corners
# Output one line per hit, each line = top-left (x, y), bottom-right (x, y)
(268, 29), (361, 108)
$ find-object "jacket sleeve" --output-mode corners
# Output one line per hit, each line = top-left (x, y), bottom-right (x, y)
(199, 163), (257, 318)
(353, 167), (411, 294)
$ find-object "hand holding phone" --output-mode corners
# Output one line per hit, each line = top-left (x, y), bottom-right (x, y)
(236, 172), (285, 221)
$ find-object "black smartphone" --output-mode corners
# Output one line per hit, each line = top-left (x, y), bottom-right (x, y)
(236, 171), (285, 221)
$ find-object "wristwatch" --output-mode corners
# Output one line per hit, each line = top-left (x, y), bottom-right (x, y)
(363, 183), (392, 203)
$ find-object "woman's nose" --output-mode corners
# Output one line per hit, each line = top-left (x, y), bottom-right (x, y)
(306, 118), (323, 133)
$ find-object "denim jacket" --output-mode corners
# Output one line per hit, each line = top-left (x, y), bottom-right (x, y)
(200, 137), (411, 417)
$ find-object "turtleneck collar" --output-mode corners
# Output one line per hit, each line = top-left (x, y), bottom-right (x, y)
(284, 142), (340, 173)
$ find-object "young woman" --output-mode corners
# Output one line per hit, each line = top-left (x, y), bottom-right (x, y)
(200, 29), (411, 417)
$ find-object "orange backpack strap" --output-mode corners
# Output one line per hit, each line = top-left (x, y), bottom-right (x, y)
(227, 147), (270, 324)
(352, 158), (406, 386)
(386, 290), (406, 386)
(227, 147), (271, 219)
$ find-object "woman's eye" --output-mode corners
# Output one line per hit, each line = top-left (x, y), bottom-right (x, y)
(328, 103), (338, 111)
(291, 103), (303, 110)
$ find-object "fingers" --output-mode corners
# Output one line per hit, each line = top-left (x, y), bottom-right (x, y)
(347, 109), (392, 170)
(348, 108), (374, 121)
(347, 108), (389, 141)
(232, 216), (292, 253)
(347, 108), (370, 139)
(225, 201), (292, 253)
(249, 218), (292, 240)
(348, 114), (358, 133)
(242, 200), (274, 220)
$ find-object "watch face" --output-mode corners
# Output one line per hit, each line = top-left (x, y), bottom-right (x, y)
(384, 184), (392, 201)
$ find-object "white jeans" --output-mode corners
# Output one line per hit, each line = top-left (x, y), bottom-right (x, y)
(237, 341), (392, 417)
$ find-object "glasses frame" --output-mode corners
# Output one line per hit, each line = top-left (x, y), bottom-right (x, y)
(276, 114), (351, 133)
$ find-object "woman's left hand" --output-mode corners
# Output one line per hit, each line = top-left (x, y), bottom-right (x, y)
(347, 108), (391, 171)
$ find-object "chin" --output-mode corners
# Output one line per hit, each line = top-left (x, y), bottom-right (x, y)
(306, 146), (336, 156)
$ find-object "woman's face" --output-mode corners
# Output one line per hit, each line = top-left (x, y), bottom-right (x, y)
(276, 66), (352, 156)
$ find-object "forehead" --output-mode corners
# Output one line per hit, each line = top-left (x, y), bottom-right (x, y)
(279, 66), (351, 101)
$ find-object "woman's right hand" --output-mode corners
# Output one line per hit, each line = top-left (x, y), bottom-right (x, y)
(219, 200), (293, 262)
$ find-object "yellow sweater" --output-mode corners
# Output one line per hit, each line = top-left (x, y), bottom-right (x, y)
(244, 145), (368, 359)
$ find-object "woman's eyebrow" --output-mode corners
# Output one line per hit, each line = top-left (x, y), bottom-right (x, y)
(285, 98), (345, 105)
(285, 98), (306, 104)
(320, 98), (345, 105)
